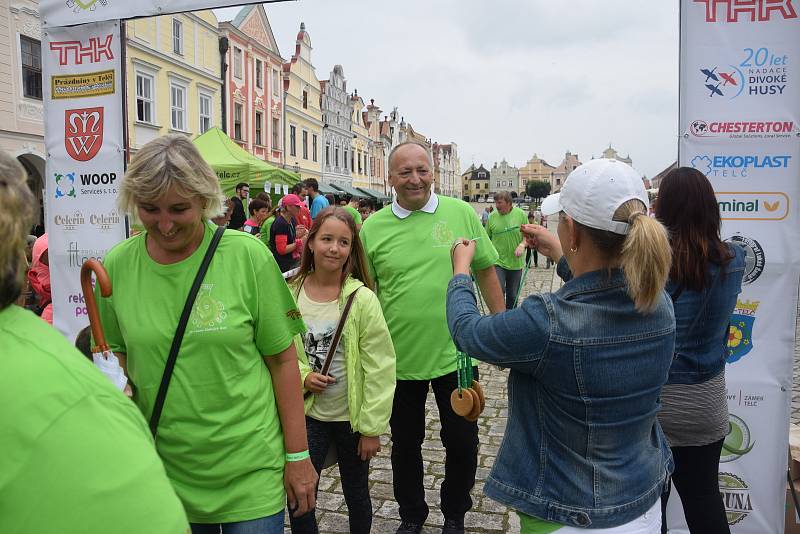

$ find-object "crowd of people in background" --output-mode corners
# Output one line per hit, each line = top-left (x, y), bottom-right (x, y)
(2, 135), (743, 534)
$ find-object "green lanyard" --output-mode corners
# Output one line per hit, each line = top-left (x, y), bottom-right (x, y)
(456, 350), (474, 393)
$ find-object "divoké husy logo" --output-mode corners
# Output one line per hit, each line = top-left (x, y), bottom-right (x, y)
(698, 46), (790, 99)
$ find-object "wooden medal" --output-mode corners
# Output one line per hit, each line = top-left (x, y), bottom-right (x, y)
(465, 388), (482, 421)
(471, 380), (486, 413)
(450, 388), (474, 416)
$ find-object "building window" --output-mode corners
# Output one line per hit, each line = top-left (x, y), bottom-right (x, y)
(302, 130), (308, 160)
(325, 143), (330, 166)
(344, 150), (349, 171)
(234, 103), (243, 140)
(172, 18), (183, 55)
(302, 90), (308, 109)
(255, 111), (263, 145)
(135, 73), (154, 123)
(199, 92), (212, 133)
(272, 117), (279, 149)
(255, 59), (263, 89)
(289, 125), (296, 157)
(350, 151), (354, 172)
(335, 146), (339, 167)
(357, 151), (362, 174)
(170, 83), (186, 131)
(20, 36), (42, 100)
(272, 70), (280, 96)
(233, 47), (243, 79)
(312, 134), (318, 162)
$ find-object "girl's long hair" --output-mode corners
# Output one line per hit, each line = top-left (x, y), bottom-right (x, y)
(288, 206), (373, 292)
(654, 167), (733, 291)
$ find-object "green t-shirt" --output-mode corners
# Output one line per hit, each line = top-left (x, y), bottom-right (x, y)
(96, 222), (306, 523)
(343, 205), (363, 226)
(260, 215), (276, 247)
(360, 195), (498, 380)
(518, 512), (562, 533)
(487, 206), (528, 270)
(0, 305), (188, 533)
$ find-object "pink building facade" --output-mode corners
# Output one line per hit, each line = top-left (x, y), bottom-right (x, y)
(219, 5), (284, 165)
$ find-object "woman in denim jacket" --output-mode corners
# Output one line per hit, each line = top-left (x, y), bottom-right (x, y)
(447, 159), (675, 533)
(655, 167), (744, 534)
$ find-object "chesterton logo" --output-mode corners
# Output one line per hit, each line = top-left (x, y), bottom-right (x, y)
(49, 34), (113, 66)
(66, 107), (103, 162)
(690, 119), (796, 139)
(716, 192), (789, 220)
(700, 46), (790, 99)
(66, 0), (109, 14)
(726, 234), (766, 285)
(690, 154), (791, 178)
(51, 70), (115, 100)
(694, 0), (797, 22)
(720, 413), (755, 463)
(719, 472), (752, 526)
(90, 210), (121, 233)
(727, 299), (760, 364)
(53, 210), (85, 232)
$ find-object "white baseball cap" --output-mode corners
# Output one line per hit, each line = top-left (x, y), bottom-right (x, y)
(539, 158), (649, 235)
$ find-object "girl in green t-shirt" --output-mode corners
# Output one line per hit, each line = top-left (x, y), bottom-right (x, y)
(287, 206), (396, 534)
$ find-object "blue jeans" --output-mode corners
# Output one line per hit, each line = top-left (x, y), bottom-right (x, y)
(190, 512), (285, 534)
(495, 266), (523, 310)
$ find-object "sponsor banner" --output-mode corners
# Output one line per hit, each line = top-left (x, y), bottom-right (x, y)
(41, 0), (269, 28)
(43, 20), (125, 340)
(678, 2), (799, 533)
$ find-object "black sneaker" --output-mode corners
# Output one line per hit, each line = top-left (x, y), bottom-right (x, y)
(442, 518), (465, 534)
(396, 521), (423, 534)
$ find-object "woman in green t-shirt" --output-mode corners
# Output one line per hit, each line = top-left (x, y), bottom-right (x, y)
(97, 135), (317, 533)
(287, 206), (396, 534)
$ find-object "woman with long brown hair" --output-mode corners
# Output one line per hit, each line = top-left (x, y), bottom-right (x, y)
(656, 166), (744, 534)
(287, 206), (396, 534)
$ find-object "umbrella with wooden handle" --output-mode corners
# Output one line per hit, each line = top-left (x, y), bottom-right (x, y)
(80, 258), (112, 353)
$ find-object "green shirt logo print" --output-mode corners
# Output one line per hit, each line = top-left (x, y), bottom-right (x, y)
(191, 285), (227, 329)
(432, 220), (455, 247)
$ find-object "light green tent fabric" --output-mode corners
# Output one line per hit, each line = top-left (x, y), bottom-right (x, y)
(193, 127), (300, 197)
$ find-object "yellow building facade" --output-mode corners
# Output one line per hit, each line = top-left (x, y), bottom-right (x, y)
(350, 93), (370, 189)
(125, 10), (223, 152)
(282, 23), (322, 181)
(519, 154), (555, 195)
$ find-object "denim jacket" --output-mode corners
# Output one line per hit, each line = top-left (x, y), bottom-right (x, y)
(665, 243), (745, 385)
(446, 259), (675, 529)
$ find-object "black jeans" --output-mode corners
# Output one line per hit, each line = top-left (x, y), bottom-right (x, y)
(525, 247), (538, 268)
(661, 438), (730, 534)
(495, 266), (523, 310)
(391, 369), (479, 524)
(289, 417), (372, 534)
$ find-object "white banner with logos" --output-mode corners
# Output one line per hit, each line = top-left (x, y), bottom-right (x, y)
(674, 1), (800, 533)
(43, 20), (126, 340)
(40, 0), (277, 28)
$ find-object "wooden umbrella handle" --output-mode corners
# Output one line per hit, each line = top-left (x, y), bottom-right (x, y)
(80, 259), (112, 353)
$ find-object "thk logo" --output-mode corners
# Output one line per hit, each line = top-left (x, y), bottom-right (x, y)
(65, 108), (103, 162)
(694, 0), (797, 22)
(49, 35), (113, 66)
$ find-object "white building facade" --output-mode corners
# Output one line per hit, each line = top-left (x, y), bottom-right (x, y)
(320, 64), (352, 187)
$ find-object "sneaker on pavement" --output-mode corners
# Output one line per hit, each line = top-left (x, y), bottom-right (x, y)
(442, 518), (465, 534)
(396, 520), (423, 534)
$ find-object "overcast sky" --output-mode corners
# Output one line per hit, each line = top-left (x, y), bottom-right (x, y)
(214, 1), (680, 179)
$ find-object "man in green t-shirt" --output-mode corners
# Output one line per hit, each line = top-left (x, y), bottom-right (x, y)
(343, 196), (363, 231)
(486, 191), (529, 309)
(360, 142), (504, 534)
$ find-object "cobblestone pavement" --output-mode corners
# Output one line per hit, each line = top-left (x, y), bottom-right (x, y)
(290, 263), (562, 533)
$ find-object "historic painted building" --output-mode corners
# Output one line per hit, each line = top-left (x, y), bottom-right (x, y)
(463, 164), (491, 201)
(320, 64), (351, 187)
(433, 142), (460, 198)
(282, 22), (322, 181)
(349, 90), (370, 189)
(600, 144), (633, 166)
(551, 151), (582, 192)
(364, 98), (387, 193)
(519, 154), (555, 196)
(126, 10), (222, 151)
(491, 159), (520, 195)
(219, 5), (284, 165)
(0, 1), (45, 229)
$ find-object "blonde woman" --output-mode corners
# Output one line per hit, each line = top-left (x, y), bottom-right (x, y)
(0, 149), (188, 532)
(95, 134), (317, 533)
(447, 159), (675, 533)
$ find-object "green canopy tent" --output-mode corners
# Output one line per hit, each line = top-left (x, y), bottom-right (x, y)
(193, 127), (300, 198)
